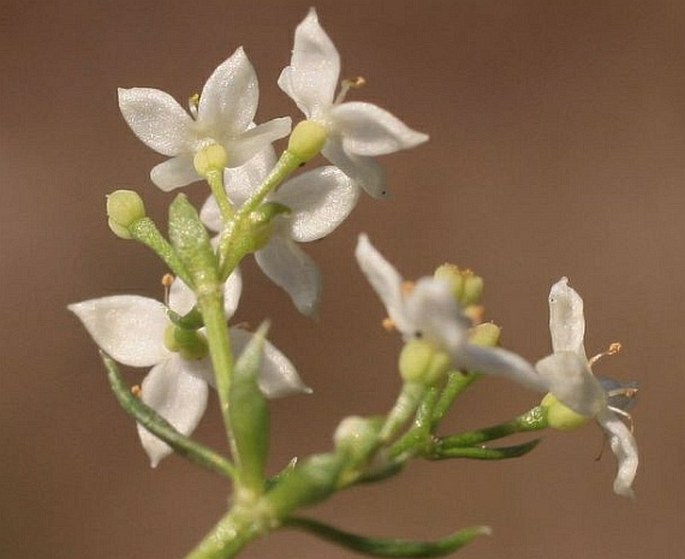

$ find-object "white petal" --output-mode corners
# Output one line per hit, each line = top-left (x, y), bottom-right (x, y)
(168, 278), (196, 316)
(199, 197), (222, 232)
(229, 328), (311, 397)
(535, 352), (606, 417)
(197, 47), (258, 136)
(354, 234), (407, 330)
(118, 88), (195, 156)
(68, 296), (168, 367)
(136, 358), (209, 467)
(225, 146), (277, 206)
(272, 166), (359, 242)
(403, 278), (468, 349)
(277, 8), (340, 119)
(330, 101), (429, 156)
(255, 233), (321, 317)
(322, 136), (387, 198)
(150, 154), (200, 191)
(548, 277), (586, 358)
(459, 344), (546, 392)
(223, 268), (243, 318)
(596, 408), (638, 498)
(224, 117), (291, 167)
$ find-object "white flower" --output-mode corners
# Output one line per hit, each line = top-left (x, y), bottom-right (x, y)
(535, 277), (639, 498)
(68, 273), (308, 467)
(278, 8), (429, 198)
(201, 147), (359, 316)
(118, 48), (291, 191)
(355, 235), (543, 389)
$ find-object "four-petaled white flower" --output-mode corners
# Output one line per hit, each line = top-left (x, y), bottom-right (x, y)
(68, 273), (309, 467)
(278, 8), (429, 198)
(118, 48), (291, 191)
(201, 147), (358, 317)
(355, 235), (543, 389)
(535, 277), (639, 498)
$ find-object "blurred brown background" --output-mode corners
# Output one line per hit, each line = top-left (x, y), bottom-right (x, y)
(2, 1), (683, 557)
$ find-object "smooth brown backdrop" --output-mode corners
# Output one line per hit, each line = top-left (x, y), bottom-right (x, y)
(2, 1), (683, 558)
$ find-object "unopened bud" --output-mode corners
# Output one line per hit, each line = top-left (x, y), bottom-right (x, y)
(469, 322), (501, 347)
(399, 339), (452, 386)
(193, 144), (228, 177)
(434, 264), (484, 306)
(540, 393), (590, 431)
(106, 190), (146, 239)
(288, 120), (329, 163)
(334, 416), (382, 458)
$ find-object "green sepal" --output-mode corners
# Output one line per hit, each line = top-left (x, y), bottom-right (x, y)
(265, 451), (346, 518)
(430, 438), (541, 461)
(100, 351), (236, 479)
(230, 322), (271, 493)
(168, 194), (219, 291)
(283, 516), (492, 558)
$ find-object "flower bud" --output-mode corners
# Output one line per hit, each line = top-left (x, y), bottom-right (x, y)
(334, 416), (382, 459)
(540, 393), (590, 431)
(434, 264), (484, 306)
(287, 120), (329, 163)
(469, 322), (501, 347)
(399, 339), (452, 386)
(193, 144), (228, 177)
(106, 190), (146, 239)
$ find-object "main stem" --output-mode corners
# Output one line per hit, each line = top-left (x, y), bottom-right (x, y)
(198, 289), (237, 458)
(184, 508), (264, 559)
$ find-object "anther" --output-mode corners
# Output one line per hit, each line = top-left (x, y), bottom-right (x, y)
(401, 281), (415, 297)
(162, 273), (174, 306)
(188, 93), (200, 119)
(589, 341), (622, 366)
(382, 317), (396, 332)
(334, 76), (367, 105)
(131, 385), (142, 398)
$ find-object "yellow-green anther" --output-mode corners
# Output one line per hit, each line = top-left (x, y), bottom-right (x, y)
(106, 189), (146, 239)
(399, 339), (452, 386)
(434, 264), (484, 306)
(469, 322), (501, 347)
(540, 393), (590, 431)
(193, 144), (229, 177)
(287, 120), (329, 163)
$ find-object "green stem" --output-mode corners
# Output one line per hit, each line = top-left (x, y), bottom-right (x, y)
(197, 288), (236, 459)
(430, 439), (541, 460)
(184, 508), (265, 559)
(129, 218), (193, 285)
(430, 372), (479, 430)
(206, 169), (234, 222)
(439, 406), (547, 447)
(379, 382), (426, 443)
(388, 387), (438, 460)
(239, 151), (301, 215)
(101, 352), (236, 479)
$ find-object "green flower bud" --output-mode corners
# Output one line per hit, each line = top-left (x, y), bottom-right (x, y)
(193, 143), (228, 177)
(399, 339), (452, 386)
(287, 120), (329, 163)
(334, 416), (383, 460)
(469, 322), (501, 347)
(434, 264), (484, 306)
(540, 393), (590, 431)
(106, 190), (146, 239)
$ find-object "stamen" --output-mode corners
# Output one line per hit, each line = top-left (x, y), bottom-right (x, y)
(382, 317), (396, 332)
(589, 341), (622, 366)
(131, 385), (142, 398)
(464, 305), (484, 325)
(188, 93), (200, 119)
(334, 76), (366, 105)
(162, 273), (174, 306)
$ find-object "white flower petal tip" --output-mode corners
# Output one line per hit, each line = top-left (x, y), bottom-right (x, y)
(548, 276), (586, 357)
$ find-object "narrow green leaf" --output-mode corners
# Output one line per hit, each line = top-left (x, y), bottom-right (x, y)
(284, 516), (491, 558)
(100, 351), (236, 479)
(431, 439), (541, 460)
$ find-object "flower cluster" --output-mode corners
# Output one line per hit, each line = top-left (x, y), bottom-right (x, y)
(70, 8), (641, 559)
